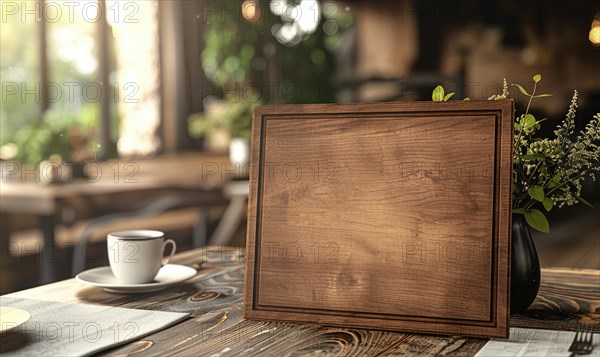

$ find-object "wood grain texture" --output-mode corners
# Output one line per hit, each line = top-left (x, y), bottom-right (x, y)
(512, 268), (600, 332)
(244, 101), (514, 338)
(3, 248), (599, 356)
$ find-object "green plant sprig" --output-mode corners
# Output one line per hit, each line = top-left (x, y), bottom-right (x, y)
(432, 75), (600, 233)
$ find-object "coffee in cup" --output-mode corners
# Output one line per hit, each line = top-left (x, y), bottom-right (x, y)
(107, 230), (176, 284)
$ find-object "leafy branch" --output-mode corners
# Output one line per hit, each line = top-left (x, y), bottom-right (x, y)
(432, 75), (600, 233)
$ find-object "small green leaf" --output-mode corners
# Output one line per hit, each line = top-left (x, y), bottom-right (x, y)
(528, 185), (545, 202)
(443, 92), (455, 101)
(513, 208), (526, 215)
(522, 114), (536, 129)
(576, 195), (594, 208)
(533, 94), (553, 98)
(552, 173), (561, 183)
(463, 97), (471, 101)
(524, 209), (550, 233)
(432, 85), (445, 101)
(548, 173), (561, 188)
(542, 197), (553, 211)
(512, 83), (531, 96)
(533, 74), (541, 83)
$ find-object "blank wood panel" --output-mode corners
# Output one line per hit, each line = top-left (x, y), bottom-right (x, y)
(244, 101), (513, 338)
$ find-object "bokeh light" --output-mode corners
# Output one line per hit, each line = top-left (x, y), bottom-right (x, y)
(242, 1), (261, 22)
(590, 20), (600, 46)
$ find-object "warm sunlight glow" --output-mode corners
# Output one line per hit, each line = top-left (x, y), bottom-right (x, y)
(269, 0), (320, 46)
(589, 20), (600, 45)
(111, 1), (161, 156)
(242, 0), (261, 22)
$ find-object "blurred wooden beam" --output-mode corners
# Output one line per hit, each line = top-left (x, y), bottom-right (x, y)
(97, 0), (110, 159)
(159, 0), (206, 153)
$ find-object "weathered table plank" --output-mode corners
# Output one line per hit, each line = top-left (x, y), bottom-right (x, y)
(4, 247), (599, 356)
(511, 267), (600, 332)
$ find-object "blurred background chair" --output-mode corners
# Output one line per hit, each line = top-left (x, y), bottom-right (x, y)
(209, 181), (249, 247)
(71, 182), (249, 275)
(71, 191), (209, 275)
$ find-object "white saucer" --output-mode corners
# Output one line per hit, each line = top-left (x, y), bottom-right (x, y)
(76, 264), (197, 293)
(0, 307), (31, 334)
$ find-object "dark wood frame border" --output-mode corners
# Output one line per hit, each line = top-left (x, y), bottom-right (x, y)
(244, 100), (513, 338)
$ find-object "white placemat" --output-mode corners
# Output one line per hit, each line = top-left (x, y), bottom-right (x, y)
(0, 297), (189, 357)
(475, 327), (599, 357)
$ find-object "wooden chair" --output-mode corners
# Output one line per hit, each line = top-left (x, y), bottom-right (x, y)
(71, 189), (227, 275)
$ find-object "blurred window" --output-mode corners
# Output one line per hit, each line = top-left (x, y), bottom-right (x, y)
(0, 0), (42, 156)
(0, 0), (159, 164)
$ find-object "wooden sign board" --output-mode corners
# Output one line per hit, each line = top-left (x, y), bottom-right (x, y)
(244, 101), (513, 338)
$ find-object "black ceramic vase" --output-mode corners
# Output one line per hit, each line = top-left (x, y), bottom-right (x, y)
(510, 214), (541, 313)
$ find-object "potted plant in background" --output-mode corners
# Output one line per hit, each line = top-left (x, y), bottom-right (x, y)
(188, 11), (263, 170)
(188, 96), (256, 168)
(1, 107), (103, 183)
(433, 76), (600, 312)
(188, 1), (352, 169)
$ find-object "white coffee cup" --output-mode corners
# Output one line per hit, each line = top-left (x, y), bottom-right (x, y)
(107, 230), (176, 284)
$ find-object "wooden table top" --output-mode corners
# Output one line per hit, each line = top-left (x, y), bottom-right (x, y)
(0, 152), (229, 215)
(4, 246), (600, 356)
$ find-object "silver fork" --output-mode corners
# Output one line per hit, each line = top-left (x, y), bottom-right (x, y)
(568, 324), (595, 356)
